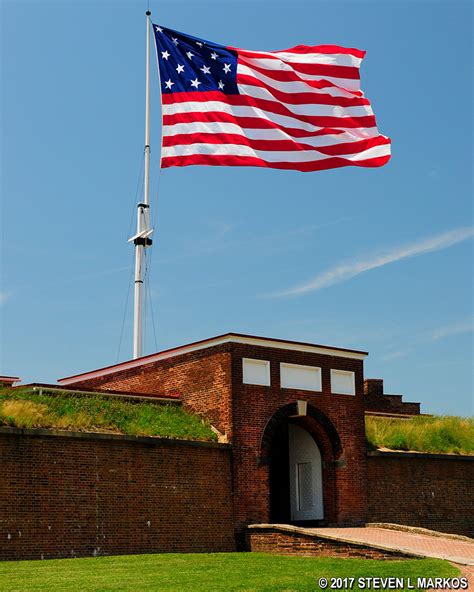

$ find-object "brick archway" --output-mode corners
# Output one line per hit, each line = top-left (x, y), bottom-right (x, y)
(259, 402), (343, 525)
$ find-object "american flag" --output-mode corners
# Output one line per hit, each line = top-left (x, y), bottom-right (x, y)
(153, 24), (391, 172)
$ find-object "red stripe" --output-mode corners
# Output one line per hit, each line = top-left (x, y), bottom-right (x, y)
(232, 44), (366, 59)
(238, 58), (363, 95)
(163, 133), (390, 156)
(162, 92), (376, 129)
(237, 73), (370, 107)
(162, 153), (390, 172)
(163, 111), (348, 138)
(237, 52), (360, 80)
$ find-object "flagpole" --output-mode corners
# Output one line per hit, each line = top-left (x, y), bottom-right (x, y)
(131, 10), (153, 360)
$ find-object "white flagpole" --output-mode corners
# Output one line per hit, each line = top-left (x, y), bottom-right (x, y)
(131, 10), (153, 359)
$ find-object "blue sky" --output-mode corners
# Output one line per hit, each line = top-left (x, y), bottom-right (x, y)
(1, 0), (472, 416)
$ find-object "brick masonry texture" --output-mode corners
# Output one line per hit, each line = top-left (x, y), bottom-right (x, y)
(0, 430), (235, 560)
(247, 528), (414, 559)
(69, 342), (369, 544)
(364, 379), (420, 415)
(367, 453), (474, 538)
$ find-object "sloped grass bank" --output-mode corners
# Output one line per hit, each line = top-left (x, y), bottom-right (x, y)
(0, 553), (459, 592)
(366, 415), (474, 455)
(0, 387), (216, 442)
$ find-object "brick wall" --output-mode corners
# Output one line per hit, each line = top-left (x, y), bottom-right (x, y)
(364, 379), (420, 415)
(67, 341), (369, 543)
(229, 343), (368, 539)
(247, 526), (415, 559)
(367, 451), (474, 537)
(0, 428), (235, 560)
(70, 346), (234, 440)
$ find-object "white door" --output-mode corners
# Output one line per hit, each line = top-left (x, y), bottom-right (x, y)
(288, 424), (324, 521)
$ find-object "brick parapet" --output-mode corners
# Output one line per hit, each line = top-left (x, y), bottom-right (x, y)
(364, 379), (420, 415)
(247, 526), (416, 559)
(0, 430), (235, 560)
(367, 453), (474, 537)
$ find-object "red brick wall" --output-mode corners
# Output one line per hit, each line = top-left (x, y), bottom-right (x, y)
(229, 343), (368, 538)
(0, 428), (235, 560)
(66, 342), (369, 541)
(248, 526), (414, 559)
(364, 379), (420, 415)
(367, 452), (474, 537)
(71, 346), (234, 439)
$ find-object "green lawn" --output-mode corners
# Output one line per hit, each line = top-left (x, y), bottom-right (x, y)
(0, 552), (459, 592)
(0, 387), (216, 442)
(366, 415), (474, 455)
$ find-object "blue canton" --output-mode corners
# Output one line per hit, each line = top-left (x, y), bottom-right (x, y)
(153, 24), (239, 95)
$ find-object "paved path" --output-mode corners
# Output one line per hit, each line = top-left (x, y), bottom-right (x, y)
(308, 527), (474, 566)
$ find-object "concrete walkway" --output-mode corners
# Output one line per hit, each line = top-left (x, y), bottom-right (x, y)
(306, 527), (474, 566)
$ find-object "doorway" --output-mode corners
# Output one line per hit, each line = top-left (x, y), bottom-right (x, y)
(269, 421), (324, 523)
(288, 423), (324, 521)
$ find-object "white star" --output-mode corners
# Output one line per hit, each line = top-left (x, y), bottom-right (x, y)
(218, 80), (225, 90)
(186, 51), (194, 60)
(196, 41), (203, 47)
(223, 63), (231, 74)
(155, 26), (163, 33)
(190, 78), (201, 88)
(161, 50), (170, 60)
(164, 79), (174, 90)
(176, 64), (185, 74)
(200, 65), (211, 75)
(172, 37), (179, 46)
(210, 52), (218, 60)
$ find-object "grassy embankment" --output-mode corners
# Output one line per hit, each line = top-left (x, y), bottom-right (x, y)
(0, 553), (459, 592)
(0, 387), (216, 442)
(1, 387), (472, 453)
(366, 414), (473, 455)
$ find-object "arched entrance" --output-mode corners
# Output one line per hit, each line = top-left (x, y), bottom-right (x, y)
(261, 403), (342, 525)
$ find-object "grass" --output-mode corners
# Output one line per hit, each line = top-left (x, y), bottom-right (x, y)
(2, 388), (472, 454)
(366, 414), (474, 455)
(0, 553), (460, 592)
(0, 387), (216, 442)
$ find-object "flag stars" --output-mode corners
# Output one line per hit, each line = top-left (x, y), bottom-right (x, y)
(210, 52), (218, 60)
(164, 79), (174, 90)
(218, 80), (225, 90)
(155, 26), (163, 33)
(161, 50), (170, 60)
(186, 51), (194, 60)
(196, 41), (203, 47)
(200, 65), (211, 75)
(171, 37), (179, 46)
(223, 63), (231, 74)
(176, 64), (185, 74)
(190, 78), (201, 88)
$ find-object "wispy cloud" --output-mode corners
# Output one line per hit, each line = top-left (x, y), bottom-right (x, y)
(431, 318), (474, 341)
(266, 226), (474, 298)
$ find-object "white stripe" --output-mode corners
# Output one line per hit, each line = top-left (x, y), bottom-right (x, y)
(237, 64), (359, 99)
(164, 102), (321, 132)
(237, 83), (373, 117)
(163, 143), (391, 163)
(163, 102), (374, 133)
(239, 56), (361, 91)
(239, 49), (363, 68)
(163, 121), (381, 143)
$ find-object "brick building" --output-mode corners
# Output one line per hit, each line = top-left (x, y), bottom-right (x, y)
(58, 332), (419, 546)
